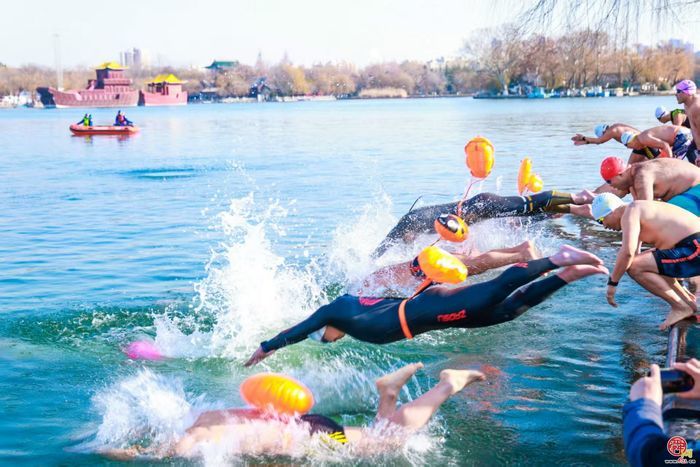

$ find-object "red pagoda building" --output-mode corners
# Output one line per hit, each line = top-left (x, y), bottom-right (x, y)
(44, 62), (139, 108)
(139, 74), (187, 106)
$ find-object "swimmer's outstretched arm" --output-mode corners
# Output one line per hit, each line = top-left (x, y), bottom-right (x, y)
(244, 303), (334, 367)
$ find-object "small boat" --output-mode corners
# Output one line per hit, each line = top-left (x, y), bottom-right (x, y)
(69, 124), (139, 136)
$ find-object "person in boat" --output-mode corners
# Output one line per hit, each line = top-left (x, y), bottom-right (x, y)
(598, 157), (700, 215)
(676, 80), (700, 166)
(619, 125), (694, 163)
(623, 359), (700, 466)
(114, 111), (133, 127)
(78, 113), (89, 126)
(372, 189), (593, 258)
(244, 245), (607, 367)
(88, 114), (93, 126)
(102, 363), (485, 460)
(592, 194), (700, 330)
(655, 106), (691, 129)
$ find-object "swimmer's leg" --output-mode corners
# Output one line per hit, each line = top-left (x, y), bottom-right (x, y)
(386, 369), (485, 431)
(626, 251), (696, 329)
(467, 264), (607, 326)
(461, 191), (574, 220)
(455, 240), (541, 275)
(375, 362), (424, 419)
(421, 245), (603, 313)
(372, 202), (456, 258)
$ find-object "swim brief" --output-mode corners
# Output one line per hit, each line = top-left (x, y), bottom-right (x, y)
(632, 146), (661, 160)
(672, 128), (693, 160)
(300, 414), (348, 444)
(668, 184), (700, 216)
(653, 232), (700, 278)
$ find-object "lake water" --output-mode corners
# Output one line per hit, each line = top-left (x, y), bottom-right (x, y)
(0, 96), (681, 465)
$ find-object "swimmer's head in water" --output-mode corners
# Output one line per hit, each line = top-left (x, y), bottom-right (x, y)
(620, 131), (637, 147)
(594, 124), (609, 138)
(591, 193), (626, 228)
(655, 106), (668, 120)
(600, 156), (627, 185)
(434, 213), (468, 242)
(308, 326), (328, 343)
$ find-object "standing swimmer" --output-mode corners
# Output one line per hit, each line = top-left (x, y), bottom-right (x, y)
(245, 245), (607, 367)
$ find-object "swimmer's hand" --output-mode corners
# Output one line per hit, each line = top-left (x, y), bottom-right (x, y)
(244, 346), (275, 367)
(572, 134), (588, 146)
(606, 285), (618, 307)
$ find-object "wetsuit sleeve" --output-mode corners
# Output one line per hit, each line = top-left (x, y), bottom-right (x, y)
(260, 304), (332, 352)
(622, 398), (673, 466)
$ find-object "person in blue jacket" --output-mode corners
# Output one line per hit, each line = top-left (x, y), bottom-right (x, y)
(623, 359), (700, 466)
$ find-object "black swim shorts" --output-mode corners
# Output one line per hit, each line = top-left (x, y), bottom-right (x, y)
(653, 233), (700, 278)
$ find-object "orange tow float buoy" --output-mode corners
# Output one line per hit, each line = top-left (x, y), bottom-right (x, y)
(434, 214), (469, 243)
(464, 136), (495, 180)
(240, 373), (315, 415)
(417, 246), (468, 284)
(518, 158), (544, 195)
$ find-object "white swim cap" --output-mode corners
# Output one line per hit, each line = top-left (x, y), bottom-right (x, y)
(655, 106), (668, 120)
(591, 193), (625, 221)
(594, 124), (609, 138)
(308, 326), (327, 343)
(620, 131), (637, 147)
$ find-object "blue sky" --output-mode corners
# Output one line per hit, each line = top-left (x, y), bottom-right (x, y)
(1, 0), (699, 68)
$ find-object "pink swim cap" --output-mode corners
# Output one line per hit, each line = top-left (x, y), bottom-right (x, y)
(676, 80), (697, 95)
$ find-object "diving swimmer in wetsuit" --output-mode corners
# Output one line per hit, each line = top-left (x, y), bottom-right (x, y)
(372, 189), (594, 258)
(245, 245), (607, 367)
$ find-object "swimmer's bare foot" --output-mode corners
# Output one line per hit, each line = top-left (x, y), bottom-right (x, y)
(569, 204), (593, 219)
(518, 240), (541, 261)
(557, 264), (609, 283)
(572, 189), (595, 205)
(673, 281), (698, 312)
(660, 306), (695, 331)
(439, 369), (486, 395)
(376, 362), (424, 398)
(550, 245), (603, 267)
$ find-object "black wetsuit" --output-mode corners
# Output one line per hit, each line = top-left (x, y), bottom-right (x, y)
(373, 190), (573, 257)
(631, 147), (662, 160)
(260, 258), (566, 352)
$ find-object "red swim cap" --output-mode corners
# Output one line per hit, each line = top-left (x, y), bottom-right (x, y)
(600, 157), (626, 182)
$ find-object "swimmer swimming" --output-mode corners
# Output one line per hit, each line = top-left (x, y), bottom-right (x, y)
(360, 240), (541, 296)
(372, 189), (594, 258)
(245, 245), (607, 367)
(102, 363), (485, 460)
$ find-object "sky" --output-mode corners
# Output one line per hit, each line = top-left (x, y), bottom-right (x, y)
(1, 0), (699, 69)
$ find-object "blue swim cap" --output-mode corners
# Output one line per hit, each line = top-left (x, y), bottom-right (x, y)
(594, 124), (609, 138)
(655, 106), (668, 120)
(620, 131), (637, 147)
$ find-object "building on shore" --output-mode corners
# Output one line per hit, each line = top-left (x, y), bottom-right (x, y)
(139, 74), (187, 106)
(37, 62), (138, 108)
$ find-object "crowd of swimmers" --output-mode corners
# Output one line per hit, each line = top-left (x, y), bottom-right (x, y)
(103, 80), (700, 464)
